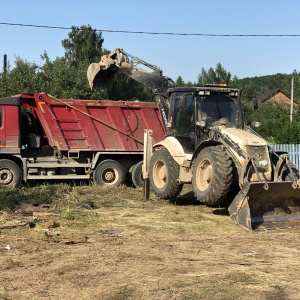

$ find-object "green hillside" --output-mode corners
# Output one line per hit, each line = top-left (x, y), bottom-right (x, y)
(238, 73), (295, 102)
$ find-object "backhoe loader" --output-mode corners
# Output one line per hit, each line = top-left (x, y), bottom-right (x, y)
(87, 48), (300, 231)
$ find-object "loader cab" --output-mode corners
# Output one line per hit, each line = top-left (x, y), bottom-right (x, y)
(166, 86), (242, 152)
(196, 90), (242, 143)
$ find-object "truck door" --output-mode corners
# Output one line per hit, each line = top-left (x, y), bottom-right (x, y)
(0, 105), (20, 150)
(0, 107), (5, 147)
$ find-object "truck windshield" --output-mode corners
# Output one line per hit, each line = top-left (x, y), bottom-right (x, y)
(197, 94), (239, 127)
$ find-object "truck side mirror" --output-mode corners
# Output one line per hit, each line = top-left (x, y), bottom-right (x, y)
(253, 98), (258, 110)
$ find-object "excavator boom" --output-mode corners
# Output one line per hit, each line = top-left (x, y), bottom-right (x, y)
(87, 48), (175, 94)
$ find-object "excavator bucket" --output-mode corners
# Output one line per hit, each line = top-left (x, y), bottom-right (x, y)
(228, 181), (300, 231)
(87, 48), (175, 93)
(87, 62), (118, 90)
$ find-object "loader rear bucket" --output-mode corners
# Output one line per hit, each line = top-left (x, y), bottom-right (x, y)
(228, 182), (300, 231)
(87, 63), (118, 90)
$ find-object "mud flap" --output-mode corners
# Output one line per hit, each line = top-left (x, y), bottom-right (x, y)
(228, 182), (300, 231)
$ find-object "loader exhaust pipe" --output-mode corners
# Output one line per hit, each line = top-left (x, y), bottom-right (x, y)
(229, 181), (300, 231)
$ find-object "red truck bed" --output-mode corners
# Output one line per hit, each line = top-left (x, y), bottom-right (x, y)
(21, 93), (165, 151)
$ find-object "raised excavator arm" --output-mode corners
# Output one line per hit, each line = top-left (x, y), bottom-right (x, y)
(87, 48), (175, 94)
(87, 48), (174, 129)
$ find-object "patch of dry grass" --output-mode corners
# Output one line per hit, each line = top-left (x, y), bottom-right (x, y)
(1, 183), (300, 299)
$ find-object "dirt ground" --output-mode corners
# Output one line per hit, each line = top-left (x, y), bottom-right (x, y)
(1, 185), (300, 300)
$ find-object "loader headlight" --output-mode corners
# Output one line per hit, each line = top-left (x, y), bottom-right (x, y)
(259, 160), (268, 167)
(198, 90), (211, 96)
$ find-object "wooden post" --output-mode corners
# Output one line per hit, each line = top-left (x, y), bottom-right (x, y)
(142, 129), (153, 200)
(290, 77), (294, 122)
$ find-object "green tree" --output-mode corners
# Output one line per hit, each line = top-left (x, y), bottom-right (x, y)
(61, 25), (105, 66)
(242, 79), (257, 102)
(247, 102), (300, 144)
(38, 52), (106, 99)
(197, 63), (232, 85)
(38, 24), (109, 99)
(175, 76), (185, 86)
(0, 57), (41, 96)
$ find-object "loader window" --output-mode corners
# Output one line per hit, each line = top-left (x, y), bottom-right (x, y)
(174, 93), (194, 136)
(197, 94), (238, 127)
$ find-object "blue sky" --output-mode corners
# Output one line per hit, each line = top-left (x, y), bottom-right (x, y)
(1, 0), (300, 83)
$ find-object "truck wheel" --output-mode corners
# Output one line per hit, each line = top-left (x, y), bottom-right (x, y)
(0, 160), (22, 188)
(149, 148), (182, 199)
(131, 161), (144, 188)
(93, 159), (125, 187)
(192, 146), (232, 206)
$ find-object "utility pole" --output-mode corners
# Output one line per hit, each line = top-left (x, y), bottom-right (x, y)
(3, 54), (7, 72)
(290, 77), (294, 122)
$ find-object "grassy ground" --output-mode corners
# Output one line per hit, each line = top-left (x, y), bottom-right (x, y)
(1, 183), (300, 299)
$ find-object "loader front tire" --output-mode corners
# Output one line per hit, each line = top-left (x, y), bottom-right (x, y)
(149, 148), (182, 199)
(281, 166), (299, 181)
(192, 146), (232, 206)
(93, 159), (125, 187)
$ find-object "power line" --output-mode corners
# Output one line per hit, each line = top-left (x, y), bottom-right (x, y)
(1, 22), (300, 37)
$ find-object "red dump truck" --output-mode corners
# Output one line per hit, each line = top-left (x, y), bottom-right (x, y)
(0, 93), (165, 188)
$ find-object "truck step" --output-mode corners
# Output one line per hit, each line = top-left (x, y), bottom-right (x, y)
(35, 157), (58, 163)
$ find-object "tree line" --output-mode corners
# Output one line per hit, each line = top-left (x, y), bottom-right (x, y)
(1, 25), (300, 144)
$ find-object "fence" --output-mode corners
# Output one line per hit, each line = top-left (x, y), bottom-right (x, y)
(271, 144), (300, 170)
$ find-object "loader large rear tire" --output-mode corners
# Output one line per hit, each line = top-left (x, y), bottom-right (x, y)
(192, 146), (232, 206)
(149, 148), (182, 199)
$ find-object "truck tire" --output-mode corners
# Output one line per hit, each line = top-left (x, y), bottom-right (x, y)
(0, 159), (22, 188)
(149, 148), (182, 199)
(192, 146), (232, 206)
(93, 159), (125, 187)
(131, 161), (144, 188)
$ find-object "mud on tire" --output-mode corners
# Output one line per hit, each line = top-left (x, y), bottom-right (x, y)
(149, 148), (182, 199)
(192, 145), (232, 206)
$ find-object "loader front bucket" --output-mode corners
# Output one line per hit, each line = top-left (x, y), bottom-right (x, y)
(87, 63), (118, 90)
(228, 182), (300, 231)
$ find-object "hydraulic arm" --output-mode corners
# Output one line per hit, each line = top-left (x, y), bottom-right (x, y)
(87, 48), (175, 94)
